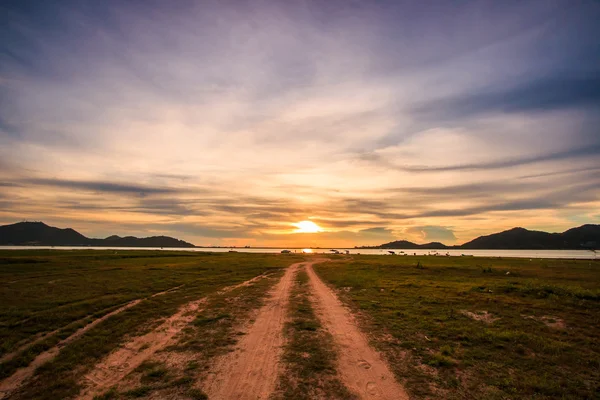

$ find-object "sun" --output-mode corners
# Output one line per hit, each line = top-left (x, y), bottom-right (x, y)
(293, 220), (322, 233)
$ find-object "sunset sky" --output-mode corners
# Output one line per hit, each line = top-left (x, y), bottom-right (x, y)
(1, 0), (599, 247)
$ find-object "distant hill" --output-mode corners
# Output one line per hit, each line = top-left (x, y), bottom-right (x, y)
(0, 222), (195, 248)
(460, 225), (600, 250)
(377, 240), (448, 249)
(368, 224), (600, 250)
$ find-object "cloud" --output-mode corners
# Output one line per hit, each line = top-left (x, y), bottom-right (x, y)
(361, 143), (600, 173)
(22, 178), (183, 196)
(0, 1), (599, 245)
(404, 226), (456, 243)
(415, 76), (600, 119)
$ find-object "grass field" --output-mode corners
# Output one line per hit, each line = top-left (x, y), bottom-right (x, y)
(315, 255), (600, 399)
(1, 251), (599, 399)
(0, 250), (301, 399)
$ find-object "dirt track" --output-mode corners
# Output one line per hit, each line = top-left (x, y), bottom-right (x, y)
(306, 261), (409, 400)
(200, 262), (301, 399)
(78, 277), (268, 400)
(0, 299), (141, 400)
(3, 261), (408, 400)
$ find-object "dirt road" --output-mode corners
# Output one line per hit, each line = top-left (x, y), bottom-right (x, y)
(306, 261), (409, 400)
(78, 276), (268, 400)
(200, 262), (301, 400)
(3, 261), (408, 400)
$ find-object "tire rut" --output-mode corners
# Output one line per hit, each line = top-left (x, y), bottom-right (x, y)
(0, 299), (141, 400)
(78, 275), (269, 400)
(200, 262), (301, 400)
(306, 261), (409, 400)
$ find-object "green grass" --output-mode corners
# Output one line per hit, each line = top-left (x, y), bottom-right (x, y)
(0, 250), (302, 399)
(275, 268), (357, 400)
(314, 255), (600, 399)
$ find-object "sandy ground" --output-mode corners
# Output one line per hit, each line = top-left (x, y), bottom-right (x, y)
(0, 299), (141, 400)
(460, 310), (499, 324)
(78, 298), (206, 399)
(306, 261), (409, 400)
(78, 276), (268, 400)
(200, 262), (301, 400)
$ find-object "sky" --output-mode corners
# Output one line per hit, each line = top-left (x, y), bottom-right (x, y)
(1, 0), (599, 247)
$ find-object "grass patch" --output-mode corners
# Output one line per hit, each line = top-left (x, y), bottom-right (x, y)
(187, 388), (208, 399)
(315, 255), (600, 399)
(123, 385), (152, 398)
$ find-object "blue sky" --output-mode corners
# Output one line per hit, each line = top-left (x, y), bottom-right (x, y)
(1, 0), (599, 246)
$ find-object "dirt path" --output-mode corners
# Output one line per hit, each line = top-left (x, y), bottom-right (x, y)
(0, 328), (62, 364)
(0, 299), (141, 400)
(78, 275), (269, 400)
(200, 262), (301, 400)
(306, 261), (409, 400)
(0, 285), (184, 366)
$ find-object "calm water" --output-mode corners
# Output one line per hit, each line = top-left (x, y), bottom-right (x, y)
(0, 246), (597, 259)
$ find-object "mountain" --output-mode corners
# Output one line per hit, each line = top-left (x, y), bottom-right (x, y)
(0, 222), (89, 246)
(369, 224), (600, 250)
(460, 225), (600, 250)
(0, 222), (195, 248)
(377, 240), (448, 249)
(93, 235), (194, 248)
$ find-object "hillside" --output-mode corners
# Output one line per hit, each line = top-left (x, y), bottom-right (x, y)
(370, 224), (600, 250)
(0, 222), (196, 248)
(377, 240), (448, 249)
(460, 225), (600, 250)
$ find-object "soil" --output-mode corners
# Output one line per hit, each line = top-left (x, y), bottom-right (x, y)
(199, 262), (301, 400)
(306, 261), (409, 400)
(460, 310), (499, 324)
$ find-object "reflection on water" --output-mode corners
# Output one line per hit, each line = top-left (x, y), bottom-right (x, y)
(0, 246), (596, 259)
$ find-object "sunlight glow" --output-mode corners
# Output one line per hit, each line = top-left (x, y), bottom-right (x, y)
(302, 248), (313, 253)
(293, 220), (322, 233)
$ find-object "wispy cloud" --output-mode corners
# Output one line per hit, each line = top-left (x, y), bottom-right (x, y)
(415, 76), (600, 118)
(22, 178), (183, 195)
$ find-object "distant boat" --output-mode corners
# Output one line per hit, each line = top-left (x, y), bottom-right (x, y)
(281, 249), (291, 254)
